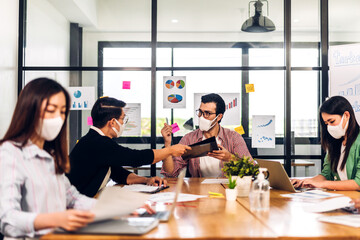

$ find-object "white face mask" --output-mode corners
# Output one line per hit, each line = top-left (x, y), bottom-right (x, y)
(36, 116), (64, 141)
(327, 115), (349, 139)
(112, 119), (125, 138)
(199, 115), (219, 132)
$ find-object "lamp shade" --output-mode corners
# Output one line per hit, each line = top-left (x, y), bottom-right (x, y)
(241, 0), (275, 33)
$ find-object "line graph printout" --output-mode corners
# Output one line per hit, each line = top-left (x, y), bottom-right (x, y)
(252, 115), (275, 148)
(122, 103), (141, 136)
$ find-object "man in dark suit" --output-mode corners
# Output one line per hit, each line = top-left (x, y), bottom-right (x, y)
(67, 97), (190, 197)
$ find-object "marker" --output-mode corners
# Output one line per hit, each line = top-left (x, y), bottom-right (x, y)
(208, 191), (224, 196)
(166, 117), (169, 125)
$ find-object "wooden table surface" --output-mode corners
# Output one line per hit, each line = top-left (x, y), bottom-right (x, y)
(42, 178), (360, 240)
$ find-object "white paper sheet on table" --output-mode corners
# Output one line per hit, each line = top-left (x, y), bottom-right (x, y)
(318, 215), (360, 227)
(149, 192), (207, 203)
(122, 184), (160, 192)
(201, 179), (229, 184)
(281, 190), (343, 200)
(303, 196), (352, 213)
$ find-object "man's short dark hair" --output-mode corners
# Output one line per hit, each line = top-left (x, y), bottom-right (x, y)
(201, 93), (225, 123)
(91, 97), (126, 128)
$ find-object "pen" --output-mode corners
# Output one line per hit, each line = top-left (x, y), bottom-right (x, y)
(166, 117), (169, 125)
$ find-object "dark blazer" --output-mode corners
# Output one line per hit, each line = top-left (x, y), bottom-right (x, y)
(67, 129), (154, 197)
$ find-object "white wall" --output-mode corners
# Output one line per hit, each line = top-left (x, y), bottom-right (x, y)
(25, 0), (70, 87)
(0, 0), (18, 138)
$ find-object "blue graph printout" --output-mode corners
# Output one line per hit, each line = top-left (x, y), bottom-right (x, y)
(252, 115), (275, 148)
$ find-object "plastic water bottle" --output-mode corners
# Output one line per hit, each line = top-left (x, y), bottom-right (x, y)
(249, 167), (270, 212)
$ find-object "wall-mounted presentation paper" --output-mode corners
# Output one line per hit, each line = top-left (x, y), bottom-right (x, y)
(68, 87), (95, 110)
(194, 93), (240, 126)
(329, 43), (360, 123)
(163, 76), (186, 109)
(252, 115), (275, 148)
(123, 103), (141, 136)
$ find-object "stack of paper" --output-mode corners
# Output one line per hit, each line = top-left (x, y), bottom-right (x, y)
(281, 190), (343, 200)
(303, 196), (353, 213)
(149, 192), (207, 203)
(122, 184), (161, 192)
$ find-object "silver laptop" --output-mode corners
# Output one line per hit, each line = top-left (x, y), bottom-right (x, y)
(141, 168), (186, 222)
(256, 159), (299, 192)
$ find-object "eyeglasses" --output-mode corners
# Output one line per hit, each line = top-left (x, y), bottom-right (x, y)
(196, 109), (216, 118)
(120, 115), (129, 124)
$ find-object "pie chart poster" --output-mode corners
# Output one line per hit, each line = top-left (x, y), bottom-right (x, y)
(163, 76), (186, 109)
(68, 87), (95, 110)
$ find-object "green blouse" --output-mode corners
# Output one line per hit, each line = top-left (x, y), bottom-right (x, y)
(320, 133), (360, 186)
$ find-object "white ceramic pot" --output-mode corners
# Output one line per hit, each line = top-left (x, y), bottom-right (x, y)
(225, 188), (237, 201)
(232, 175), (252, 197)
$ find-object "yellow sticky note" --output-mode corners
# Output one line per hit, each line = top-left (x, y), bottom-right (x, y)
(245, 84), (255, 93)
(235, 125), (245, 135)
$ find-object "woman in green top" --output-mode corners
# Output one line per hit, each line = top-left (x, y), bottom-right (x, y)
(292, 96), (360, 190)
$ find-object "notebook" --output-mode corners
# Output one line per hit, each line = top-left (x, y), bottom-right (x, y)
(257, 159), (310, 192)
(140, 168), (186, 222)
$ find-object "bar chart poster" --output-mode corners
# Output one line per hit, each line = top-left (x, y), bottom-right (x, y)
(329, 43), (360, 123)
(193, 93), (240, 126)
(68, 87), (95, 110)
(122, 103), (141, 136)
(163, 76), (186, 109)
(252, 115), (275, 148)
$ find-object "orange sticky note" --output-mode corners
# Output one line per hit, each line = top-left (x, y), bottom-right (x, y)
(235, 125), (245, 135)
(245, 84), (255, 93)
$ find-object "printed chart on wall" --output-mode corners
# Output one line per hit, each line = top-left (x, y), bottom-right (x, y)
(163, 76), (186, 108)
(193, 93), (240, 126)
(329, 43), (360, 123)
(252, 115), (275, 148)
(68, 87), (95, 110)
(122, 103), (141, 136)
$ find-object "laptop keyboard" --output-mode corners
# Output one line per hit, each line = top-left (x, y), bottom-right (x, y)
(141, 211), (169, 220)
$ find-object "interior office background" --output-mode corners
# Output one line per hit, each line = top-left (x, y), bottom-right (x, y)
(1, 0), (358, 177)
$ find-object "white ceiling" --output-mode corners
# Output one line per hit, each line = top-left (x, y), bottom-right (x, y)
(48, 0), (360, 33)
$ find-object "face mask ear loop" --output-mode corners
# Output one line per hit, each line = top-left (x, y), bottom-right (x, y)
(209, 115), (219, 130)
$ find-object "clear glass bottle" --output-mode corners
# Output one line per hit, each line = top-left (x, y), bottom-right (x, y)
(249, 167), (270, 212)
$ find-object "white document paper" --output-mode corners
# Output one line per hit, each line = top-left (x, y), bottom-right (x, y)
(281, 190), (343, 200)
(201, 179), (229, 184)
(122, 103), (141, 136)
(122, 184), (160, 193)
(91, 187), (151, 222)
(252, 115), (275, 148)
(149, 192), (207, 203)
(318, 215), (360, 227)
(303, 196), (352, 213)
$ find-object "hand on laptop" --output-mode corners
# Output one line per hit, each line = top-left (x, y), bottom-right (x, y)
(146, 176), (167, 187)
(207, 145), (232, 161)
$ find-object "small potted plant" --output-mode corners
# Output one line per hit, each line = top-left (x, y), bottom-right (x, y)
(222, 154), (259, 197)
(225, 175), (237, 201)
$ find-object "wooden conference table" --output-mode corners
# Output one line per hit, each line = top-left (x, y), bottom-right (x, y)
(42, 178), (360, 240)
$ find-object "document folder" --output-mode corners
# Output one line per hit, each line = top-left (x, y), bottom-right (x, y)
(182, 136), (218, 160)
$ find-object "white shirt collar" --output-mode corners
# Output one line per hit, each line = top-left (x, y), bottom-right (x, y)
(90, 126), (106, 136)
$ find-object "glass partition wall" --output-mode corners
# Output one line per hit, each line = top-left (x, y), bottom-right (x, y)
(19, 0), (358, 177)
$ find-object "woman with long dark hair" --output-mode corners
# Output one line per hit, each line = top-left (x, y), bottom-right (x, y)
(292, 96), (360, 190)
(0, 78), (95, 238)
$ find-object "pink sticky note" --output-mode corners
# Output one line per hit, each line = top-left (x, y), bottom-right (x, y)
(87, 116), (93, 126)
(171, 123), (180, 133)
(122, 81), (131, 89)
